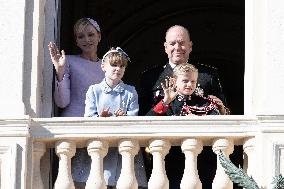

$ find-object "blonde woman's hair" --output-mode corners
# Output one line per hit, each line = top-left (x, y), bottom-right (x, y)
(173, 63), (198, 78)
(73, 18), (101, 37)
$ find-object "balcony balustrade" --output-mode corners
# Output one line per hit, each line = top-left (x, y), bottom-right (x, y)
(1, 115), (284, 189)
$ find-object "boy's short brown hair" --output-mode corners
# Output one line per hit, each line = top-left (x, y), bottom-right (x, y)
(173, 63), (198, 78)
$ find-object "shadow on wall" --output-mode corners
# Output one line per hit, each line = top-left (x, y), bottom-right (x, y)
(23, 0), (36, 117)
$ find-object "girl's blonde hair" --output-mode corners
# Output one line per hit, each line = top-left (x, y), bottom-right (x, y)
(173, 63), (198, 78)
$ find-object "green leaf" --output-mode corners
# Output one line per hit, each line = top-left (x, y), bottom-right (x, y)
(218, 150), (259, 189)
(272, 174), (284, 189)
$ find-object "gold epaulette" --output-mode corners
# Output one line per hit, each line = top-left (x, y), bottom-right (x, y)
(195, 62), (218, 70)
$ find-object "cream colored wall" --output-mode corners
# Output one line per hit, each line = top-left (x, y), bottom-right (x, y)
(252, 116), (284, 188)
(0, 0), (57, 118)
(0, 117), (30, 189)
(245, 0), (284, 115)
(262, 0), (284, 115)
(1, 1), (284, 188)
(42, 0), (59, 118)
(0, 1), (26, 116)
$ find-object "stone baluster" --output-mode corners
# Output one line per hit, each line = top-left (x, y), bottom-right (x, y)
(243, 138), (256, 178)
(212, 138), (234, 189)
(86, 140), (109, 189)
(148, 139), (171, 189)
(54, 140), (76, 189)
(180, 139), (203, 189)
(117, 139), (139, 189)
(32, 142), (46, 189)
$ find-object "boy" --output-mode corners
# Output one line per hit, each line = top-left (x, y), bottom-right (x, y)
(147, 63), (220, 116)
(146, 63), (220, 189)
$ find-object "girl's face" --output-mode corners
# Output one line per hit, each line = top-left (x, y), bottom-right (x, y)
(102, 60), (126, 82)
(75, 24), (101, 53)
(175, 72), (198, 96)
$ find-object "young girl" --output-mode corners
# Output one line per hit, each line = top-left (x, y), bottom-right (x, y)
(147, 63), (220, 116)
(84, 47), (147, 188)
(84, 47), (138, 117)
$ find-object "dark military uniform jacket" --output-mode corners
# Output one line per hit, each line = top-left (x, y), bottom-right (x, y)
(139, 62), (226, 115)
(146, 94), (220, 116)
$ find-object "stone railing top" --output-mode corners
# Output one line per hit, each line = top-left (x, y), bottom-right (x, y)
(0, 115), (30, 137)
(1, 115), (284, 146)
(29, 115), (259, 147)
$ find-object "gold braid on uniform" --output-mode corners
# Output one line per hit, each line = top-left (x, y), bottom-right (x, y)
(180, 97), (219, 116)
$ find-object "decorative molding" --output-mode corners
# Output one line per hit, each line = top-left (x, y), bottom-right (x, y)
(274, 144), (284, 176)
(0, 144), (18, 189)
(30, 115), (258, 137)
(0, 117), (30, 137)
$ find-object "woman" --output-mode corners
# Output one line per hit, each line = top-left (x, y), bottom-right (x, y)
(48, 17), (105, 117)
(48, 18), (105, 188)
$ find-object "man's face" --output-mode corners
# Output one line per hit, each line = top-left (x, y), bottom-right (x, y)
(164, 27), (193, 65)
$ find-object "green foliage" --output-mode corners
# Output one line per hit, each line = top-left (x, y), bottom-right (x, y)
(272, 174), (284, 189)
(218, 150), (284, 189)
(218, 150), (259, 189)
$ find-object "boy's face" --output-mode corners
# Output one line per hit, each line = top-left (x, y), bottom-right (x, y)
(175, 72), (198, 96)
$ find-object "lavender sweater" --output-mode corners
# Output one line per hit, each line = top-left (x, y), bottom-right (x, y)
(54, 55), (105, 117)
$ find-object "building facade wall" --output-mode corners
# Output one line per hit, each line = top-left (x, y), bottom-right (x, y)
(244, 0), (284, 115)
(0, 1), (284, 188)
(0, 0), (26, 116)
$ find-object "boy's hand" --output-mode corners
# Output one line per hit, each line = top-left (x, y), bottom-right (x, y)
(208, 95), (227, 115)
(114, 108), (125, 116)
(100, 107), (111, 117)
(161, 78), (177, 105)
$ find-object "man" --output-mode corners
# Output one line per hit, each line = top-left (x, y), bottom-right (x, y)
(139, 25), (229, 116)
(139, 25), (230, 189)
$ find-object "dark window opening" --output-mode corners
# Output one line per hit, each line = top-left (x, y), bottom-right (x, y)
(60, 0), (244, 115)
(57, 1), (245, 188)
